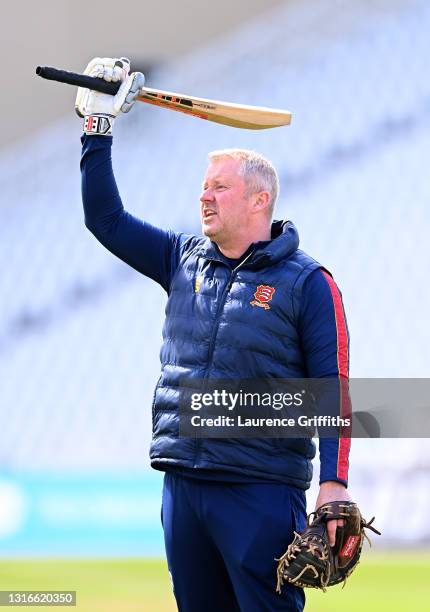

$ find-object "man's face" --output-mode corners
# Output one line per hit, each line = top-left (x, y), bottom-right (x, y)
(200, 159), (252, 244)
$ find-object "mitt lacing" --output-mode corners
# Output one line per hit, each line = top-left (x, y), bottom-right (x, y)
(275, 532), (330, 593)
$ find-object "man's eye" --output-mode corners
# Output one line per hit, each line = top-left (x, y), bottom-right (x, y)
(216, 185), (226, 190)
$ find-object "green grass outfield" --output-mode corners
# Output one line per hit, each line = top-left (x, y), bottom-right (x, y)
(0, 552), (429, 611)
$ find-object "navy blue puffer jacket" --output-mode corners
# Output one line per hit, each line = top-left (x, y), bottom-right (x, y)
(150, 220), (322, 489)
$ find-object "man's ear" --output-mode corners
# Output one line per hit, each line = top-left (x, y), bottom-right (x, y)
(252, 191), (271, 214)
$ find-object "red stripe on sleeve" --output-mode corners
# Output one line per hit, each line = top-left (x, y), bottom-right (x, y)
(321, 270), (351, 482)
(321, 271), (349, 378)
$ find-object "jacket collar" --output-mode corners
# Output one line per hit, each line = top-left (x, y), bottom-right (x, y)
(197, 220), (299, 268)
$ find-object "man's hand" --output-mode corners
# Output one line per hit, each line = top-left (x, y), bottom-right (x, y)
(75, 57), (145, 135)
(315, 481), (352, 547)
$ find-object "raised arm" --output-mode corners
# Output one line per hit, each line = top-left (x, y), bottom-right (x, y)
(77, 57), (177, 291)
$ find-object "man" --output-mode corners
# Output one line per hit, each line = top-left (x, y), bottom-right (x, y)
(77, 57), (352, 611)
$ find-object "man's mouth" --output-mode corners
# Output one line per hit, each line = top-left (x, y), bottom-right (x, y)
(203, 210), (217, 219)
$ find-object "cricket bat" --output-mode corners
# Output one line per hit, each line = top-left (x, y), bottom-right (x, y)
(36, 66), (292, 130)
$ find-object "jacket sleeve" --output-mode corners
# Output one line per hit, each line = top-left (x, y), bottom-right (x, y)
(298, 268), (351, 487)
(81, 134), (181, 292)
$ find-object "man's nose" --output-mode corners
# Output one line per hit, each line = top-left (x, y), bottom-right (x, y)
(200, 188), (215, 202)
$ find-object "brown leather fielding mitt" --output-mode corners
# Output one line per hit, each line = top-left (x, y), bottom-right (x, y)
(276, 501), (380, 593)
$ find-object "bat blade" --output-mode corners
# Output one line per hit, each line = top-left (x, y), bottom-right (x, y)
(137, 87), (292, 130)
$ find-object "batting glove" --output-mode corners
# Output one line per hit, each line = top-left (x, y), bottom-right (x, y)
(75, 57), (145, 135)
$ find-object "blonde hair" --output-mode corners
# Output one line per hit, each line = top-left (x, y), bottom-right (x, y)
(208, 148), (279, 216)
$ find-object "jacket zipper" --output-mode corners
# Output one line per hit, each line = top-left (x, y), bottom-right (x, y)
(206, 250), (254, 374)
(193, 250), (254, 467)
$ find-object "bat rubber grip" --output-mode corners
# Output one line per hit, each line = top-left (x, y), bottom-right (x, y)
(36, 66), (120, 95)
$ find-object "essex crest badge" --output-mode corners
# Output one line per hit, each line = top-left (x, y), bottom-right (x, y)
(250, 285), (276, 310)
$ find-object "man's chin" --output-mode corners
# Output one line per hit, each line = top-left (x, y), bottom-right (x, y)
(202, 225), (217, 238)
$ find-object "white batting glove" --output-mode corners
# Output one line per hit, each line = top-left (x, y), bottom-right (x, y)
(75, 57), (145, 135)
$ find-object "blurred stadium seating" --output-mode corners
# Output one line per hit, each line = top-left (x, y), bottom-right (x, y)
(1, 0), (429, 551)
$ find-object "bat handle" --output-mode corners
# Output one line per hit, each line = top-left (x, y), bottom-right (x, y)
(36, 66), (121, 96)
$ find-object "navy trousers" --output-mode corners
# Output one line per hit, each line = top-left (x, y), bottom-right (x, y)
(161, 473), (306, 611)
